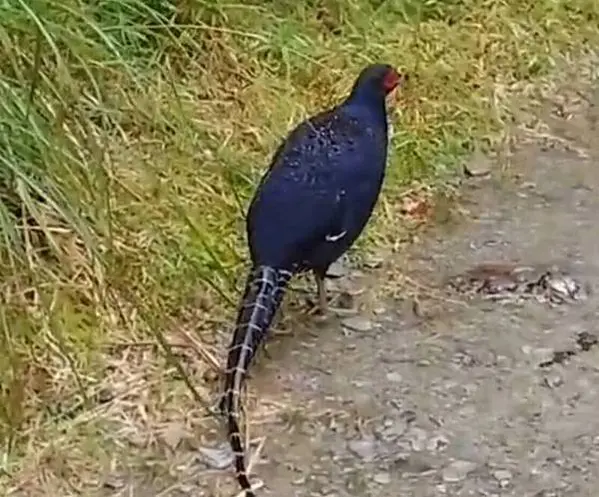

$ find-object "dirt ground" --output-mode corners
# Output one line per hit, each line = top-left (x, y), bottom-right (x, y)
(194, 61), (599, 497)
(6, 60), (599, 497)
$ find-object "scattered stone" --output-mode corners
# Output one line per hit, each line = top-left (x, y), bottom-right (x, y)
(408, 427), (428, 452)
(335, 291), (355, 310)
(373, 472), (391, 485)
(348, 436), (377, 461)
(292, 476), (306, 486)
(198, 443), (234, 469)
(452, 350), (477, 368)
(327, 259), (349, 278)
(543, 373), (564, 388)
(386, 371), (403, 383)
(392, 453), (436, 474)
(521, 181), (537, 190)
(576, 331), (598, 351)
(539, 349), (576, 368)
(96, 387), (115, 404)
(341, 316), (373, 332)
(534, 490), (560, 497)
(373, 305), (387, 315)
(493, 469), (513, 482)
(442, 460), (478, 482)
(377, 418), (408, 440)
(464, 164), (491, 178)
(364, 257), (384, 269)
(531, 347), (555, 364)
(427, 434), (450, 452)
(463, 151), (492, 178)
(537, 331), (599, 368)
(102, 475), (125, 490)
(400, 410), (417, 424)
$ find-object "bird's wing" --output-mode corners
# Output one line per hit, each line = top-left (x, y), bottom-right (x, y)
(247, 109), (364, 267)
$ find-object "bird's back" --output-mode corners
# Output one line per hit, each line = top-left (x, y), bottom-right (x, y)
(247, 100), (389, 272)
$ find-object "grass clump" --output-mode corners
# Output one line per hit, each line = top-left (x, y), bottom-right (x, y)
(0, 0), (598, 492)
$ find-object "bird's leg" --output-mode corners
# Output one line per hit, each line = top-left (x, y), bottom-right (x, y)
(310, 269), (359, 320)
(315, 271), (329, 317)
(310, 272), (330, 323)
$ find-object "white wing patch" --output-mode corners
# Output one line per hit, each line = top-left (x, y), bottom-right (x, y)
(325, 230), (347, 242)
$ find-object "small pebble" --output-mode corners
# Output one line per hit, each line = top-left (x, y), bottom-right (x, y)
(400, 410), (417, 424)
(493, 469), (512, 481)
(102, 476), (125, 490)
(442, 460), (478, 482)
(335, 291), (355, 310)
(427, 434), (450, 452)
(292, 476), (306, 485)
(378, 419), (408, 440)
(532, 347), (555, 363)
(341, 316), (373, 332)
(198, 444), (234, 469)
(327, 259), (348, 278)
(393, 453), (436, 474)
(348, 437), (377, 461)
(364, 257), (384, 269)
(96, 387), (115, 404)
(373, 472), (391, 485)
(534, 490), (560, 497)
(452, 351), (476, 367)
(408, 427), (428, 452)
(463, 156), (492, 178)
(386, 371), (403, 383)
(543, 373), (564, 388)
(577, 331), (598, 351)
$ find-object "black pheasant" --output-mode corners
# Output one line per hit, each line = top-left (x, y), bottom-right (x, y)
(220, 63), (405, 496)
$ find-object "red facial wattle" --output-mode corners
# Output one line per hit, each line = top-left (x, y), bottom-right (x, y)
(382, 70), (401, 93)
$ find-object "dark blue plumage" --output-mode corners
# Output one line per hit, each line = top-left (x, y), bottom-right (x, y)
(221, 63), (403, 496)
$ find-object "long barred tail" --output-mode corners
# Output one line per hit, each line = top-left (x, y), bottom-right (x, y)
(220, 265), (292, 497)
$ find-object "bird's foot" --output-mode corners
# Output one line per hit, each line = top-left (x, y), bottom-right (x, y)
(310, 301), (358, 324)
(261, 342), (275, 360)
(302, 285), (352, 308)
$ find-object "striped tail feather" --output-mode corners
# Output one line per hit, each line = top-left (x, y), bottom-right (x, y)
(220, 265), (292, 497)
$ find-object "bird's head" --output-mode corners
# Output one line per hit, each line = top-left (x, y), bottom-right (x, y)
(347, 63), (407, 106)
